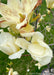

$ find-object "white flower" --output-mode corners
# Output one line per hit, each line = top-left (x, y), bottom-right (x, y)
(27, 32), (53, 66)
(20, 31), (53, 66)
(8, 68), (19, 75)
(0, 32), (25, 59)
(0, 0), (38, 29)
(46, 0), (54, 9)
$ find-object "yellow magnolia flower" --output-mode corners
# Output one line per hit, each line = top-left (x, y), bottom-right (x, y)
(28, 32), (53, 66)
(0, 0), (38, 29)
(18, 32), (53, 67)
(0, 32), (25, 59)
(46, 0), (54, 9)
(8, 68), (18, 75)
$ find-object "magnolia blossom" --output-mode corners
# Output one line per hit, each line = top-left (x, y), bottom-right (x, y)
(0, 0), (39, 29)
(0, 32), (25, 59)
(18, 32), (53, 67)
(8, 68), (18, 75)
(46, 0), (54, 9)
(0, 0), (42, 35)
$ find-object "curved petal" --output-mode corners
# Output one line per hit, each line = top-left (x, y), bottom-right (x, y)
(8, 68), (13, 75)
(8, 68), (18, 75)
(7, 0), (23, 14)
(9, 49), (25, 59)
(16, 15), (28, 29)
(13, 71), (18, 75)
(21, 32), (35, 37)
(0, 32), (19, 55)
(19, 24), (34, 36)
(21, 32), (44, 39)
(39, 56), (52, 66)
(0, 3), (20, 23)
(21, 0), (38, 14)
(28, 43), (53, 66)
(15, 38), (30, 50)
(46, 0), (54, 9)
(0, 17), (12, 28)
(31, 32), (44, 43)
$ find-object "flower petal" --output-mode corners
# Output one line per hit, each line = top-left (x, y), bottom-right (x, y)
(21, 0), (38, 14)
(39, 56), (52, 66)
(9, 49), (25, 59)
(0, 3), (20, 23)
(15, 38), (30, 50)
(20, 24), (34, 36)
(46, 26), (51, 32)
(31, 32), (44, 43)
(13, 71), (19, 75)
(0, 17), (12, 28)
(7, 0), (23, 14)
(46, 0), (54, 9)
(8, 68), (13, 75)
(16, 15), (27, 29)
(28, 43), (53, 66)
(0, 32), (19, 55)
(21, 32), (35, 37)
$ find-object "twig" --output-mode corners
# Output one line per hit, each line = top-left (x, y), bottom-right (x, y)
(34, 7), (39, 31)
(22, 54), (30, 57)
(49, 44), (54, 46)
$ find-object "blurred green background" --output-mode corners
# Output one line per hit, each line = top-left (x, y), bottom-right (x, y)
(0, 0), (54, 75)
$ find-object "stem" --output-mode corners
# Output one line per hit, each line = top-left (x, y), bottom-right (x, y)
(22, 54), (30, 57)
(34, 7), (39, 31)
(49, 44), (54, 46)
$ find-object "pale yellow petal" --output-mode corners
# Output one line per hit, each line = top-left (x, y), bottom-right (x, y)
(7, 0), (23, 14)
(8, 68), (13, 75)
(39, 56), (52, 66)
(8, 68), (18, 75)
(13, 71), (19, 75)
(0, 17), (12, 28)
(0, 32), (20, 55)
(31, 32), (44, 43)
(16, 16), (27, 29)
(47, 9), (50, 14)
(37, 24), (40, 29)
(0, 17), (5, 21)
(21, 32), (35, 37)
(46, 0), (54, 9)
(0, 3), (20, 23)
(21, 0), (38, 14)
(28, 43), (46, 56)
(9, 49), (25, 59)
(46, 26), (51, 32)
(15, 38), (30, 50)
(28, 43), (53, 66)
(35, 63), (42, 69)
(19, 24), (34, 35)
